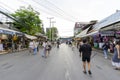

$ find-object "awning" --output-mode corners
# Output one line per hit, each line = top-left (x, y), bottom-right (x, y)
(75, 27), (90, 38)
(25, 34), (37, 40)
(35, 33), (44, 36)
(0, 27), (21, 35)
(84, 30), (99, 37)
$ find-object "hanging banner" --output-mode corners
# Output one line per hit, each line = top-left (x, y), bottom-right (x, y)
(100, 31), (115, 36)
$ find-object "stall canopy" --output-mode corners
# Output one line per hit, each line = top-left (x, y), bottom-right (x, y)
(75, 27), (90, 38)
(84, 30), (99, 37)
(92, 10), (120, 31)
(25, 34), (37, 40)
(0, 27), (22, 35)
(35, 33), (44, 37)
(35, 32), (47, 39)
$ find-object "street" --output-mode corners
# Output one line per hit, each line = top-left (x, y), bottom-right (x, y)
(0, 43), (120, 80)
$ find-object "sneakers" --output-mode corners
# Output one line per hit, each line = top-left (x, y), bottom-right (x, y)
(105, 57), (108, 59)
(88, 70), (92, 75)
(83, 71), (87, 74)
(83, 70), (92, 75)
(114, 68), (120, 70)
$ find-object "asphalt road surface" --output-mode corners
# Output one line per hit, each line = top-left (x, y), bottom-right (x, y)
(0, 43), (120, 80)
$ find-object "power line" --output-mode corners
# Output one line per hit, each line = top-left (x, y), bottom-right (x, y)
(1, 0), (77, 22)
(43, 0), (78, 21)
(31, 0), (76, 22)
(0, 1), (15, 13)
(17, 0), (74, 22)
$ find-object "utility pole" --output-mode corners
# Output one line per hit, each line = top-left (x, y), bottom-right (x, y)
(47, 17), (54, 41)
(51, 21), (56, 40)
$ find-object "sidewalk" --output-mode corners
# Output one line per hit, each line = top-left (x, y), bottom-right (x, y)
(93, 48), (113, 58)
(0, 48), (28, 55)
(0, 51), (8, 54)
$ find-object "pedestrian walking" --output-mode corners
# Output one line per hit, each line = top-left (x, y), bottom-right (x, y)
(77, 41), (80, 49)
(18, 42), (22, 51)
(72, 40), (76, 51)
(0, 40), (3, 52)
(57, 40), (60, 48)
(47, 41), (52, 55)
(79, 40), (83, 49)
(112, 40), (120, 70)
(102, 42), (110, 59)
(42, 41), (48, 58)
(79, 39), (92, 75)
(33, 40), (37, 55)
(29, 40), (34, 54)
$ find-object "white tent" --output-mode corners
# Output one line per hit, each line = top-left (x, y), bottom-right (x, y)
(25, 34), (37, 40)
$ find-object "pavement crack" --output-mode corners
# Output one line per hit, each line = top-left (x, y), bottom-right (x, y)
(1, 63), (9, 67)
(96, 65), (102, 70)
(4, 64), (13, 69)
(1, 63), (14, 69)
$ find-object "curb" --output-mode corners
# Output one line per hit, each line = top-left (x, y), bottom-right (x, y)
(93, 48), (113, 57)
(0, 48), (28, 55)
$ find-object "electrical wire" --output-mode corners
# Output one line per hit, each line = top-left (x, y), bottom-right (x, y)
(18, 0), (76, 22)
(31, 0), (76, 22)
(0, 1), (14, 13)
(0, 0), (77, 22)
(43, 0), (79, 21)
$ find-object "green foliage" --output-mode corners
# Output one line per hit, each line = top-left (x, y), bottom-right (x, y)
(46, 27), (58, 40)
(11, 5), (43, 35)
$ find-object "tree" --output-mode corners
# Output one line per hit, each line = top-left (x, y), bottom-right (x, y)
(46, 27), (58, 40)
(11, 5), (43, 35)
(51, 27), (58, 40)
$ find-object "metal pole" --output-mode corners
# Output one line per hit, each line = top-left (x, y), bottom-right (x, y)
(51, 21), (56, 40)
(47, 17), (54, 41)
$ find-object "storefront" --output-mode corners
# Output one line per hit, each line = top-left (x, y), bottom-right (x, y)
(0, 27), (25, 53)
(0, 28), (14, 52)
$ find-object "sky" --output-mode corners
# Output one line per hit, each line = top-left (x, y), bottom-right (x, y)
(0, 0), (120, 37)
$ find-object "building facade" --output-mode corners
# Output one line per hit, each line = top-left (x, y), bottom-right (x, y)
(74, 22), (89, 36)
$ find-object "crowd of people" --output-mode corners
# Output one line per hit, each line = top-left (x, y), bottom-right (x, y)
(2, 37), (119, 75)
(66, 38), (120, 74)
(28, 40), (60, 58)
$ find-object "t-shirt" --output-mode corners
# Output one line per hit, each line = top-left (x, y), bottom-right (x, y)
(29, 42), (34, 49)
(79, 43), (92, 58)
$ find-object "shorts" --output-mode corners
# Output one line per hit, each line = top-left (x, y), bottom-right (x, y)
(82, 57), (91, 62)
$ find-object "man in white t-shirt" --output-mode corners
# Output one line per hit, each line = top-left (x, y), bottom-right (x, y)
(42, 41), (47, 57)
(29, 40), (34, 53)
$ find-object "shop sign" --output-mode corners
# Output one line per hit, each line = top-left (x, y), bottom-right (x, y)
(2, 34), (8, 39)
(13, 35), (18, 41)
(0, 29), (14, 35)
(100, 31), (115, 36)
